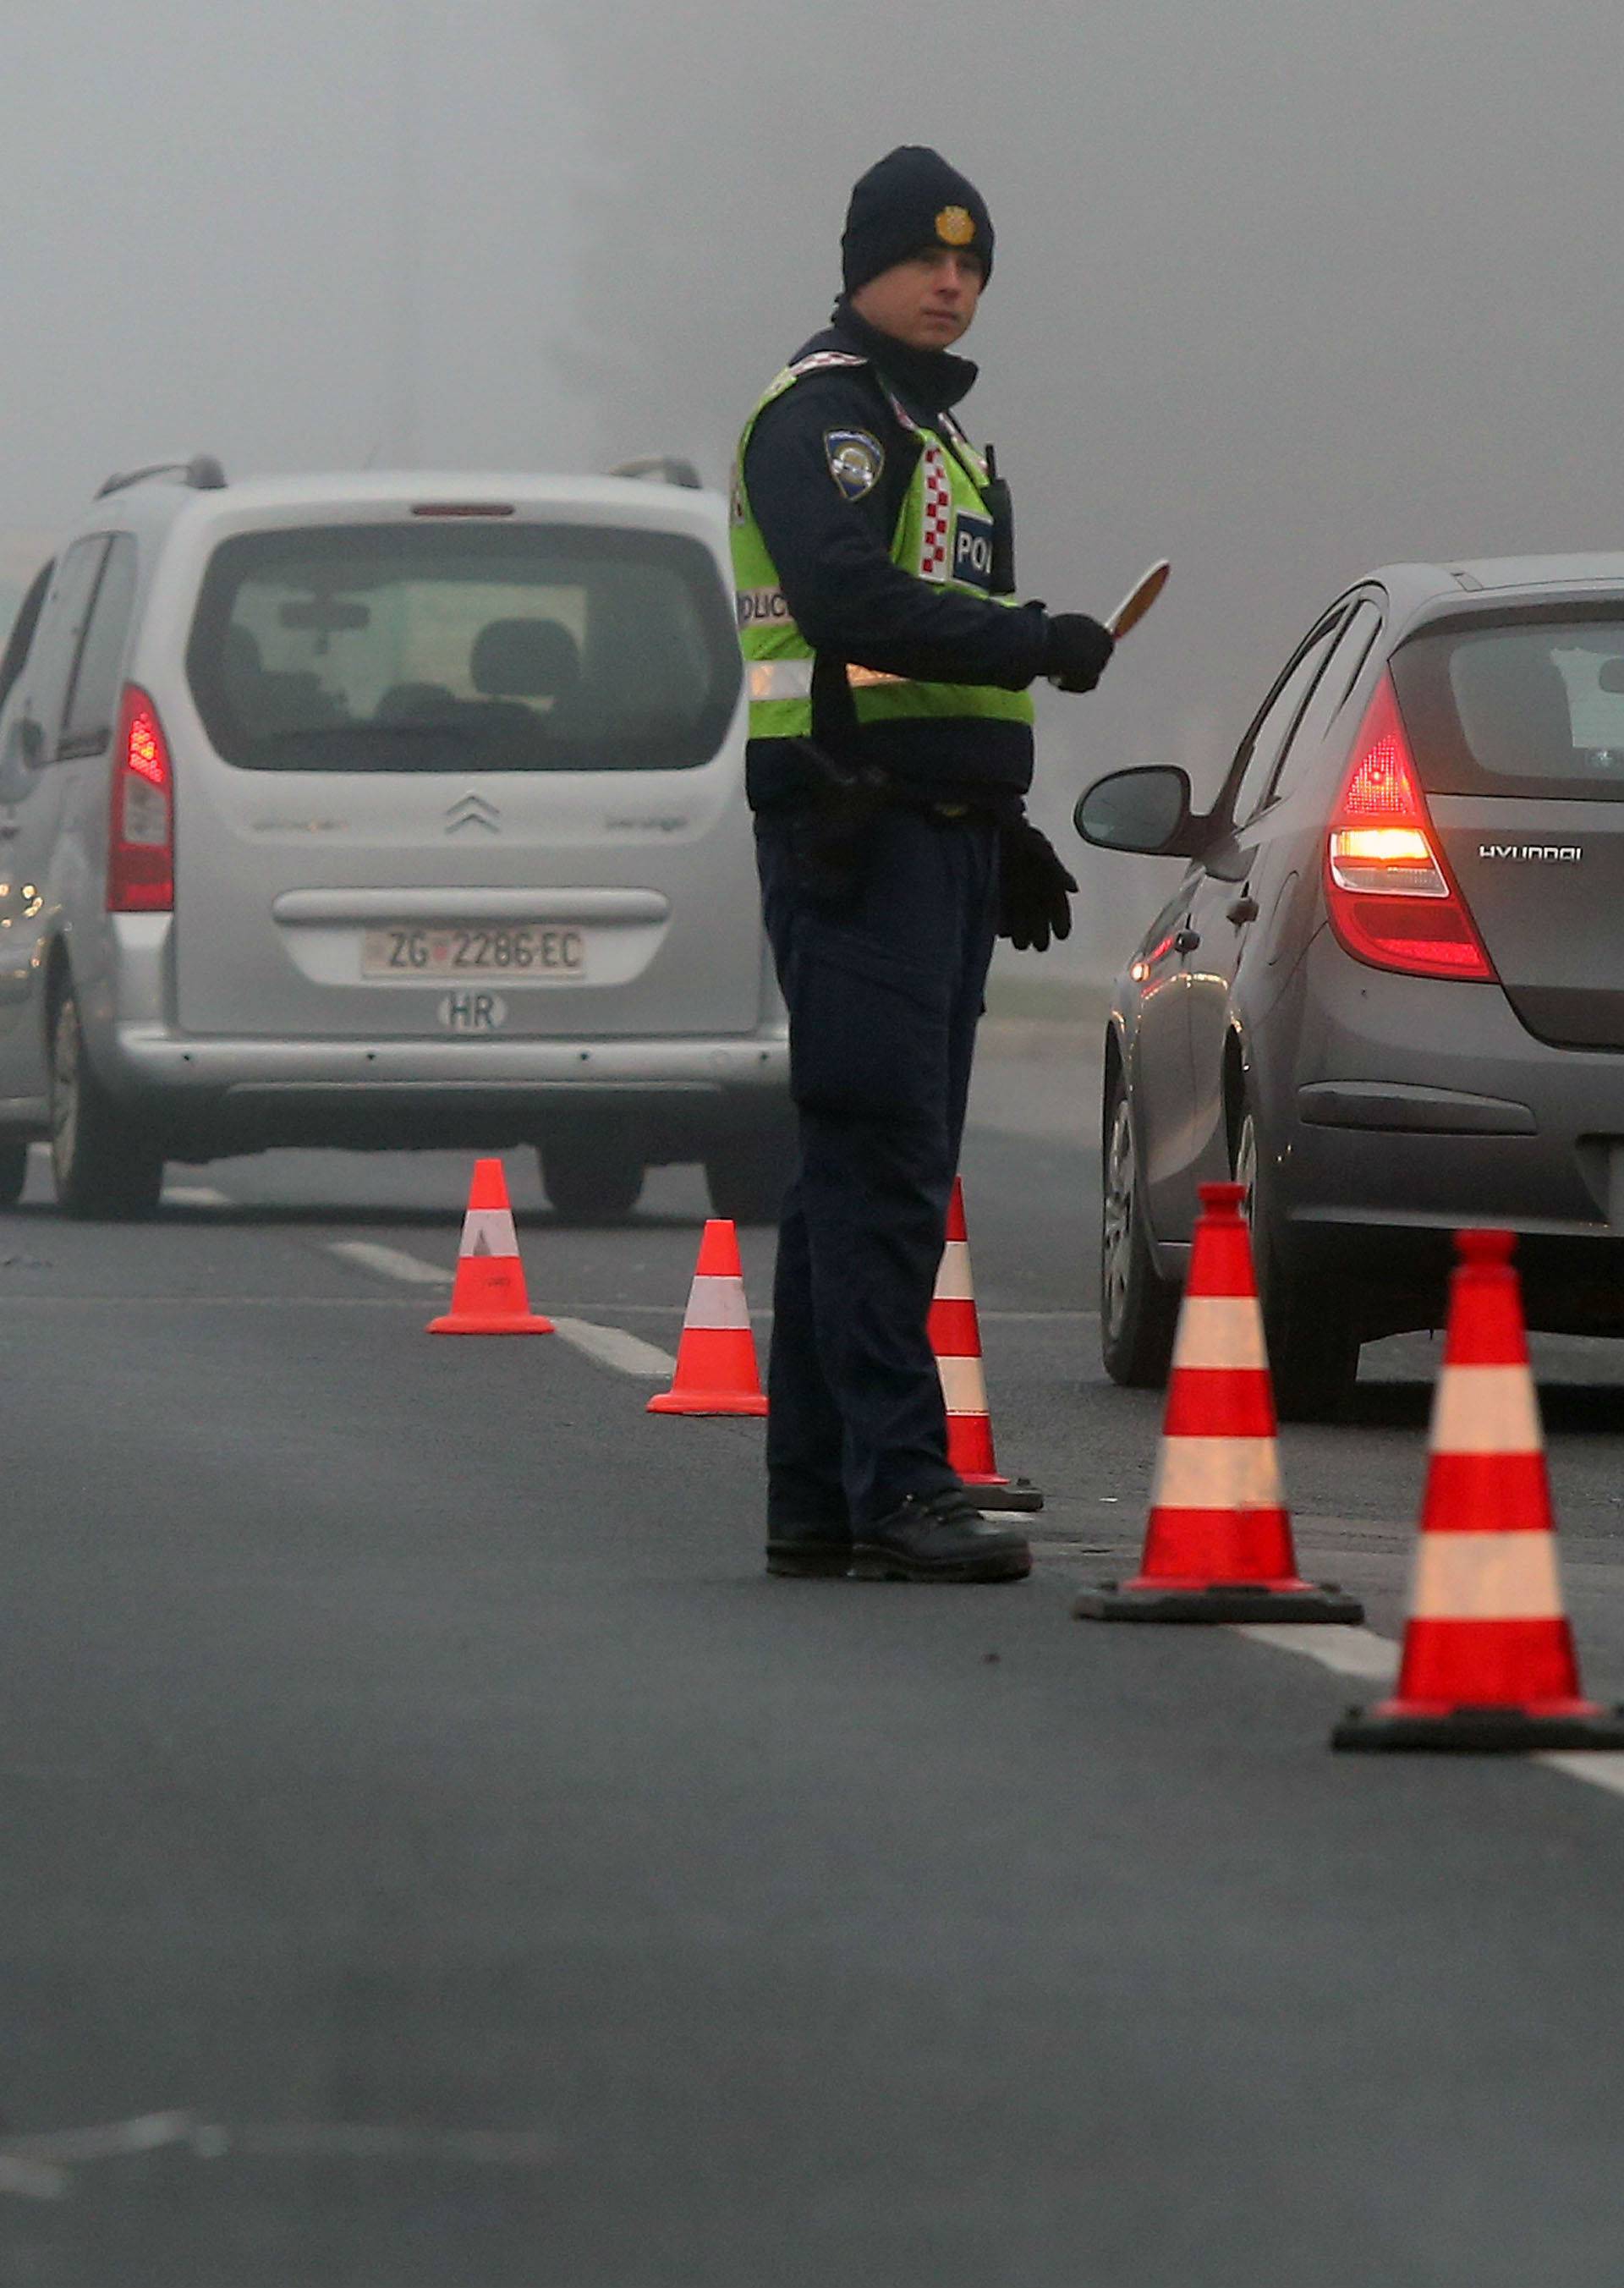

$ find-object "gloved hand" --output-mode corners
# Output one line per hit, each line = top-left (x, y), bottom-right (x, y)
(1044, 613), (1115, 694)
(999, 819), (1078, 952)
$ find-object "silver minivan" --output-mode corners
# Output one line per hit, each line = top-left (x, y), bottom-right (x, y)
(0, 460), (790, 1219)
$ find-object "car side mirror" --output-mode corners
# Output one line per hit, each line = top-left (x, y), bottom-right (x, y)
(18, 715), (44, 766)
(1073, 765), (1204, 857)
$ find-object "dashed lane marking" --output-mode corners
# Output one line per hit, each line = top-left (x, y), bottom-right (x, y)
(1237, 1622), (1624, 1797)
(326, 1245), (678, 1377)
(0, 2111), (555, 2195)
(551, 1317), (676, 1378)
(1237, 1621), (1400, 1682)
(327, 1240), (452, 1287)
(163, 1184), (231, 1208)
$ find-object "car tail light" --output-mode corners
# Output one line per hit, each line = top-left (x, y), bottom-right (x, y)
(107, 685), (174, 913)
(1325, 676), (1493, 980)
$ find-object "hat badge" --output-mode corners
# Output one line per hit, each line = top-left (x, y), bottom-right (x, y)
(935, 205), (975, 248)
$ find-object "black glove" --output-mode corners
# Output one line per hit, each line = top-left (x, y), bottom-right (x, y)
(999, 819), (1078, 952)
(1043, 613), (1115, 693)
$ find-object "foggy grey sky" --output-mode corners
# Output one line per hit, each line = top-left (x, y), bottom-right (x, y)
(3, 0), (1621, 965)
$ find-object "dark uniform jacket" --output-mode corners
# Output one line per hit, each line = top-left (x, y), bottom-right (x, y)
(741, 305), (1049, 812)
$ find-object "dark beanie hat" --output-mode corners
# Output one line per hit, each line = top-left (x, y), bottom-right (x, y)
(841, 146), (994, 295)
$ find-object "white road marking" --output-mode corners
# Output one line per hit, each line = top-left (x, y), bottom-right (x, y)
(1540, 1753), (1624, 1797)
(1237, 1622), (1400, 1682)
(0, 2112), (553, 2189)
(1236, 1621), (1624, 1795)
(551, 1317), (676, 1378)
(163, 1184), (231, 1208)
(5, 2110), (200, 2162)
(324, 1246), (678, 1374)
(327, 1240), (451, 1287)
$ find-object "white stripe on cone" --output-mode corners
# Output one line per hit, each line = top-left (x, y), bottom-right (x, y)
(1430, 1365), (1543, 1455)
(1151, 1436), (1284, 1511)
(1170, 1296), (1269, 1374)
(682, 1273), (751, 1331)
(462, 1208), (518, 1257)
(934, 1240), (974, 1303)
(1412, 1531), (1563, 1620)
(937, 1352), (990, 1415)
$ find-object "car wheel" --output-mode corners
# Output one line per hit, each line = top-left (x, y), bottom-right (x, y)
(540, 1140), (645, 1222)
(49, 988), (165, 1221)
(1233, 1102), (1359, 1421)
(1100, 1062), (1180, 1387)
(704, 1130), (793, 1226)
(0, 1139), (28, 1206)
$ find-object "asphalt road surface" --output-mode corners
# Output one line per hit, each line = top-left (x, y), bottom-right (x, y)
(3, 1035), (1624, 2286)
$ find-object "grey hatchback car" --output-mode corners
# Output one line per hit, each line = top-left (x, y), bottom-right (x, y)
(0, 459), (789, 1221)
(1077, 556), (1624, 1417)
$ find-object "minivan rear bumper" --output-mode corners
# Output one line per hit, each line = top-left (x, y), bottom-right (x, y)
(105, 1022), (788, 1097)
(97, 1020), (790, 1158)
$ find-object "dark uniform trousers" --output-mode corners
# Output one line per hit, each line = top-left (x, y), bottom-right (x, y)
(754, 801), (1000, 1530)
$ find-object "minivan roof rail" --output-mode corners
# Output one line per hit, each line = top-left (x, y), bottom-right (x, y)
(96, 454), (228, 500)
(607, 456), (703, 491)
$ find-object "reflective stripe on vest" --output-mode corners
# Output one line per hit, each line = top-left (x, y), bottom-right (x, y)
(731, 356), (1035, 743)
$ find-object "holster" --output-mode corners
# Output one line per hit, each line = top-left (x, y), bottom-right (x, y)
(781, 734), (892, 908)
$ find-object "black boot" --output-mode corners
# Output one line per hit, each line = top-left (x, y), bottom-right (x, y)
(765, 1522), (853, 1578)
(851, 1490), (1031, 1583)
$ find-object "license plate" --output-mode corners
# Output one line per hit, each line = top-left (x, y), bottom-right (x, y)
(360, 924), (590, 981)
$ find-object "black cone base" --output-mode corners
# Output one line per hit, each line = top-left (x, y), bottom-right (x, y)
(966, 1478), (1045, 1515)
(1333, 1703), (1624, 1753)
(1073, 1580), (1365, 1626)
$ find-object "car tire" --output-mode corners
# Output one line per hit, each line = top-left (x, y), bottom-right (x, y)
(49, 987), (165, 1221)
(0, 1139), (28, 1206)
(704, 1129), (794, 1226)
(1233, 1100), (1359, 1421)
(540, 1140), (645, 1222)
(1100, 1061), (1180, 1387)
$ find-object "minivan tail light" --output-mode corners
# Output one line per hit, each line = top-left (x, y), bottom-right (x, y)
(1324, 676), (1493, 981)
(107, 685), (174, 913)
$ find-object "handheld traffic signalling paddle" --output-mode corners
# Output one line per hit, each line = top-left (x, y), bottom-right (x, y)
(1106, 557), (1171, 639)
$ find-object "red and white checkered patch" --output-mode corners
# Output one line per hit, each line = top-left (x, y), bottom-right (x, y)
(919, 445), (953, 579)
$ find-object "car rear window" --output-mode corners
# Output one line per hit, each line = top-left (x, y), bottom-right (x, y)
(186, 522), (742, 772)
(1391, 611), (1624, 802)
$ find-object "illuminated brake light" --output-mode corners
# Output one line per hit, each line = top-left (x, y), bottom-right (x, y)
(1323, 677), (1493, 981)
(107, 685), (174, 913)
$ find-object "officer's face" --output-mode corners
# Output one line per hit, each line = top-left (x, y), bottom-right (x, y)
(850, 248), (985, 351)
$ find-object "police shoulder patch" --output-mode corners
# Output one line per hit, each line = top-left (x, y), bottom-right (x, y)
(824, 429), (884, 502)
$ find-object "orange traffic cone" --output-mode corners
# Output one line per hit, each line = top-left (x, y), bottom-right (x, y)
(648, 1219), (768, 1416)
(427, 1158), (554, 1335)
(930, 1177), (1042, 1512)
(1074, 1181), (1362, 1621)
(1334, 1228), (1624, 1749)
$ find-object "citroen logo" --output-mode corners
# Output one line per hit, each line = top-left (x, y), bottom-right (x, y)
(446, 793), (500, 835)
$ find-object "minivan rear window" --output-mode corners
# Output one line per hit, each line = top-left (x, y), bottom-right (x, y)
(186, 523), (742, 772)
(1392, 611), (1624, 802)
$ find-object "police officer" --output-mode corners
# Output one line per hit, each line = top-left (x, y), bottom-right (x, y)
(732, 145), (1114, 1584)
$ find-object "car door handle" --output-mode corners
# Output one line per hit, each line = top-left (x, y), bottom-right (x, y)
(1172, 928), (1201, 954)
(1226, 896), (1259, 925)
